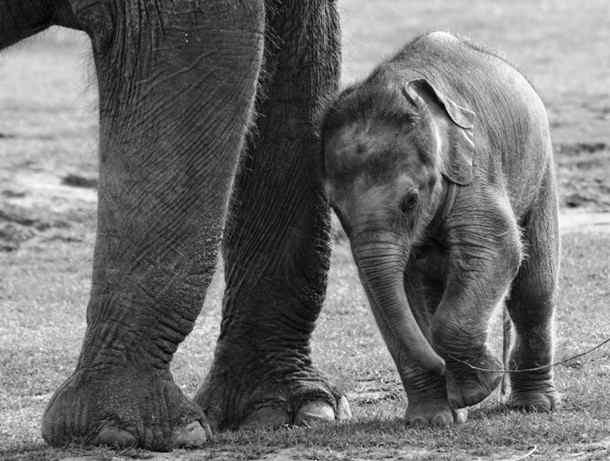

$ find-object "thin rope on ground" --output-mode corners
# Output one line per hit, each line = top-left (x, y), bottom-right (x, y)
(512, 446), (537, 461)
(447, 337), (610, 374)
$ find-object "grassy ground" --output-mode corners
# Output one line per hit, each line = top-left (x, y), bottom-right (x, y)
(1, 1), (609, 460)
(1, 230), (609, 460)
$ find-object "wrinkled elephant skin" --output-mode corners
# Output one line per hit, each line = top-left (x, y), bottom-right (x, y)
(1, 0), (349, 450)
(322, 31), (560, 425)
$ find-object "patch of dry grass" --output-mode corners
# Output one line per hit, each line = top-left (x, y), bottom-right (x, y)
(1, 1), (609, 459)
(1, 233), (609, 460)
(339, 0), (610, 145)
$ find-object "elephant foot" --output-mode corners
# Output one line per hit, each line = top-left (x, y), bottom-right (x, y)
(196, 362), (351, 431)
(405, 401), (468, 427)
(445, 347), (503, 409)
(507, 381), (560, 412)
(42, 368), (211, 451)
(240, 396), (351, 429)
(506, 364), (559, 412)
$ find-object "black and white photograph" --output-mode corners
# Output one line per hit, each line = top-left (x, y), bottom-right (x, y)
(1, 1), (608, 460)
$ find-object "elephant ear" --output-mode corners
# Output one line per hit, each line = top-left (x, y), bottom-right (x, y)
(403, 79), (476, 185)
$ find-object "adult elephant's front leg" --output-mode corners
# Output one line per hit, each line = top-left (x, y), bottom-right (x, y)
(41, 1), (265, 450)
(195, 1), (350, 429)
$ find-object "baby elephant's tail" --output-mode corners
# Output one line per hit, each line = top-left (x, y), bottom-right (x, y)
(501, 307), (512, 398)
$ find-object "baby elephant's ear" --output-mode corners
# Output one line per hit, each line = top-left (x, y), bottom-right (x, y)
(404, 79), (476, 185)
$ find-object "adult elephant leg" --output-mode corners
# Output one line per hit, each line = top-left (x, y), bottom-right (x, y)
(195, 0), (350, 429)
(506, 167), (560, 411)
(41, 1), (265, 450)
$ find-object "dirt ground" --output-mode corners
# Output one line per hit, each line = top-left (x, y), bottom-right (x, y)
(1, 1), (609, 460)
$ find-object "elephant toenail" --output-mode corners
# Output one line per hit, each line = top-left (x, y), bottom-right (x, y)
(453, 408), (469, 424)
(241, 405), (290, 429)
(337, 396), (352, 421)
(172, 421), (210, 447)
(294, 401), (335, 426)
(94, 426), (136, 448)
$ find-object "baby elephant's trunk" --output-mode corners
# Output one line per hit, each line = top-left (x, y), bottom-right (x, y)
(353, 240), (446, 375)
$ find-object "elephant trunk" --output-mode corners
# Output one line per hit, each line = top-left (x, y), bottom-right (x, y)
(353, 239), (445, 375)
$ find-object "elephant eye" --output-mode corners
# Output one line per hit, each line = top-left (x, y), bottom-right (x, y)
(399, 191), (419, 214)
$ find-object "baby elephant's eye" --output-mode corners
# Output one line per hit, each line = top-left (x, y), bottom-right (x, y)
(399, 191), (419, 214)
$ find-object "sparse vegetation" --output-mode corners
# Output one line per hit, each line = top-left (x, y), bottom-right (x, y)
(1, 1), (609, 459)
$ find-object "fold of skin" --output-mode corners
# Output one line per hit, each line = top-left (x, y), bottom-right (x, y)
(352, 240), (446, 376)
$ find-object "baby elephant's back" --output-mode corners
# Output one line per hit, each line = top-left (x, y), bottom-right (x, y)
(390, 32), (552, 197)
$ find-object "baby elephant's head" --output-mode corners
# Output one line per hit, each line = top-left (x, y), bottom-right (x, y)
(321, 72), (476, 375)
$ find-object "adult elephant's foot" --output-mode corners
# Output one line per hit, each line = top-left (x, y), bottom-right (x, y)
(195, 354), (351, 430)
(241, 393), (351, 429)
(42, 368), (211, 451)
(405, 401), (468, 427)
(444, 346), (503, 409)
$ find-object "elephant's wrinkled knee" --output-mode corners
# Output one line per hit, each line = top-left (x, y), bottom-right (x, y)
(431, 315), (470, 353)
(502, 235), (524, 279)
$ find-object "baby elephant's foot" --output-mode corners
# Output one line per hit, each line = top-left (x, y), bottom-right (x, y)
(406, 401), (468, 427)
(507, 377), (560, 412)
(445, 347), (503, 409)
(506, 364), (560, 412)
(507, 390), (559, 412)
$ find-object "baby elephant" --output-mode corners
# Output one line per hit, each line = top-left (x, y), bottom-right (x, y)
(322, 32), (560, 426)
